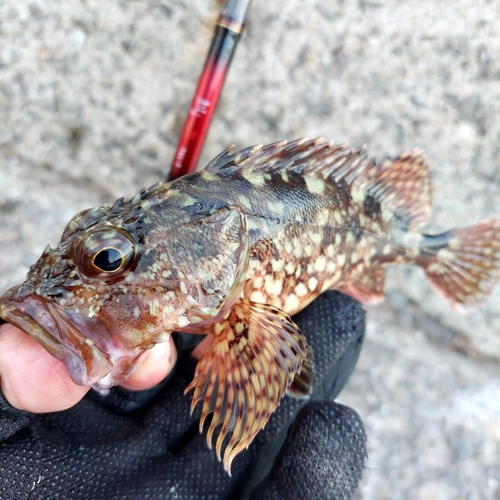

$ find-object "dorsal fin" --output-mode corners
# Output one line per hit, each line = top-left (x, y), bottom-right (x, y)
(204, 138), (335, 175)
(203, 139), (431, 227)
(367, 151), (431, 228)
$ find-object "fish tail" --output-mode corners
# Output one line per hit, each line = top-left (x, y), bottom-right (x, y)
(417, 218), (500, 311)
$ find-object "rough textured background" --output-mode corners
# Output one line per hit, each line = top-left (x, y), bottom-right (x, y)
(0, 0), (499, 498)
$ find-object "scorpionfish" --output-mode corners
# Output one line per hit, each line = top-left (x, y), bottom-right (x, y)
(1, 139), (500, 472)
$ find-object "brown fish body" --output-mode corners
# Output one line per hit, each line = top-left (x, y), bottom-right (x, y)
(170, 145), (408, 315)
(1, 138), (500, 472)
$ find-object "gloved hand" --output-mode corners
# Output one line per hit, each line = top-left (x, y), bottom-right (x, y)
(0, 291), (367, 500)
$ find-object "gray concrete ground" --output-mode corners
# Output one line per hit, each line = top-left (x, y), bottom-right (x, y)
(0, 0), (499, 497)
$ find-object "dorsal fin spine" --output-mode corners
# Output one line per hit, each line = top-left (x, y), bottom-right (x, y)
(202, 138), (431, 227)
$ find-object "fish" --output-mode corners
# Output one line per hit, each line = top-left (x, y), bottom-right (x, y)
(1, 138), (500, 473)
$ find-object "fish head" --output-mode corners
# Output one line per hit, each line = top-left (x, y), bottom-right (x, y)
(0, 194), (249, 389)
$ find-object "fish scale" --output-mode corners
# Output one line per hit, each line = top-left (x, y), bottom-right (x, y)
(1, 138), (500, 474)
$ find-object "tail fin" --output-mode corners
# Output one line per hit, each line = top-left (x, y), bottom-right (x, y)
(419, 218), (500, 312)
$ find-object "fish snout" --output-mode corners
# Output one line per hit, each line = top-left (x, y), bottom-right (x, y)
(0, 290), (115, 386)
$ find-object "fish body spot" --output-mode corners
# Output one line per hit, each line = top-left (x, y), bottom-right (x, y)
(252, 275), (264, 289)
(346, 232), (356, 244)
(326, 244), (336, 257)
(264, 277), (283, 296)
(305, 176), (325, 194)
(250, 290), (267, 303)
(200, 171), (218, 181)
(284, 262), (295, 275)
(242, 171), (266, 186)
(333, 212), (345, 225)
(294, 265), (303, 279)
(295, 282), (308, 297)
(304, 244), (314, 257)
(238, 195), (252, 210)
(310, 233), (323, 246)
(308, 277), (318, 292)
(271, 259), (285, 273)
(181, 194), (198, 207)
(292, 238), (303, 258)
(268, 199), (285, 214)
(316, 209), (329, 225)
(327, 261), (337, 273)
(149, 298), (161, 317)
(284, 294), (299, 312)
(314, 256), (327, 272)
(351, 187), (365, 204)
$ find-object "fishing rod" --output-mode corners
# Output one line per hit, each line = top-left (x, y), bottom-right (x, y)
(168, 0), (251, 181)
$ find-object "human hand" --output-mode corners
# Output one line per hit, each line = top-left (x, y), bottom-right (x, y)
(0, 321), (177, 412)
(0, 291), (366, 499)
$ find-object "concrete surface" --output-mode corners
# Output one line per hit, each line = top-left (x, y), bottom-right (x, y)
(0, 0), (499, 497)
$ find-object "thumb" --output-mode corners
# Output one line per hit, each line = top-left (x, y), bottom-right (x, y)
(251, 401), (367, 500)
(0, 323), (89, 412)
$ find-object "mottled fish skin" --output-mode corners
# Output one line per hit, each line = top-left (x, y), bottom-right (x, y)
(1, 138), (500, 473)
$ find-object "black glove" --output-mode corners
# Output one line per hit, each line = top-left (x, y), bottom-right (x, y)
(0, 291), (367, 500)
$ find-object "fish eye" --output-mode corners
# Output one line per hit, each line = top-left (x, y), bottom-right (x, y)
(77, 228), (137, 280)
(93, 247), (125, 272)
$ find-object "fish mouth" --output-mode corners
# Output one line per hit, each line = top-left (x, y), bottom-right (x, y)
(0, 285), (143, 390)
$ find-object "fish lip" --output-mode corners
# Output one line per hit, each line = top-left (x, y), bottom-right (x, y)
(0, 284), (115, 387)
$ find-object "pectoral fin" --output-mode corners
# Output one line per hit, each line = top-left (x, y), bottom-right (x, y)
(287, 344), (314, 399)
(184, 298), (308, 474)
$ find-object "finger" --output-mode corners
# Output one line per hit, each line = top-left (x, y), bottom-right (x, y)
(250, 402), (367, 499)
(119, 336), (178, 391)
(190, 335), (211, 360)
(0, 323), (89, 412)
(293, 291), (365, 397)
